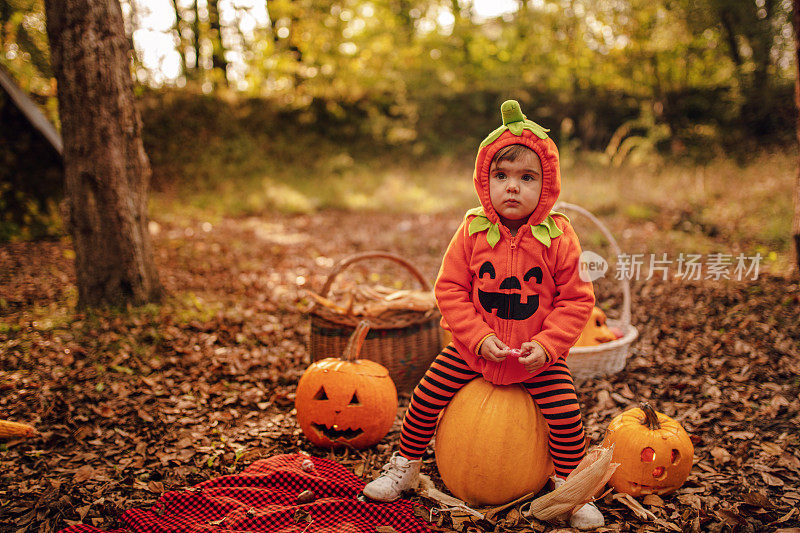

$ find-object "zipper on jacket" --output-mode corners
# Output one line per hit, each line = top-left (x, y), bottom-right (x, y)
(504, 232), (518, 353)
(505, 227), (526, 343)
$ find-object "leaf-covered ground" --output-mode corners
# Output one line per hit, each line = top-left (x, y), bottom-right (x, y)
(1, 210), (799, 533)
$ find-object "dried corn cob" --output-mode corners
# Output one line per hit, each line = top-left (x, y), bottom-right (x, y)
(522, 445), (617, 521)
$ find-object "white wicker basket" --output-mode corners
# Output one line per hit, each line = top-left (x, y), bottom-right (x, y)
(554, 202), (639, 381)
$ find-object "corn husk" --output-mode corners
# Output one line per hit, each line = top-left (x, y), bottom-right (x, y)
(0, 419), (37, 439)
(522, 445), (618, 521)
(416, 473), (485, 519)
(306, 284), (436, 319)
(613, 492), (658, 521)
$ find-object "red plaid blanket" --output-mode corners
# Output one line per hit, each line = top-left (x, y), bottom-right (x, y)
(59, 454), (432, 533)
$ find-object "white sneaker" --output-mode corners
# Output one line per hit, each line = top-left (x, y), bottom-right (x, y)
(553, 476), (605, 530)
(362, 452), (422, 502)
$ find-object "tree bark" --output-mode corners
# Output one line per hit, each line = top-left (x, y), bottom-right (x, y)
(794, 0), (800, 272)
(44, 0), (161, 307)
(191, 0), (201, 79)
(170, 0), (188, 77)
(207, 0), (229, 86)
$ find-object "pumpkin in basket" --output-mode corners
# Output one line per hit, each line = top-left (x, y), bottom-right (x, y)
(601, 402), (694, 496)
(574, 306), (618, 347)
(434, 377), (553, 506)
(295, 321), (398, 449)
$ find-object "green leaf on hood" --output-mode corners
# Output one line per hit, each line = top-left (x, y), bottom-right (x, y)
(532, 224), (551, 247)
(479, 126), (507, 148)
(531, 214), (567, 247)
(468, 216), (492, 235)
(487, 223), (501, 247)
(480, 100), (551, 147)
(508, 121), (525, 136)
(478, 122), (551, 147)
(466, 207), (567, 249)
(465, 206), (485, 218)
(466, 207), (501, 248)
(525, 120), (550, 140)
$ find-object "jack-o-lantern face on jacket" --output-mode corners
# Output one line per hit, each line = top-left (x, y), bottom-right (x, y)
(477, 260), (542, 320)
(295, 358), (398, 449)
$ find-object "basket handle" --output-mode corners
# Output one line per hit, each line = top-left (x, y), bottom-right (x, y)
(320, 251), (432, 297)
(553, 202), (631, 327)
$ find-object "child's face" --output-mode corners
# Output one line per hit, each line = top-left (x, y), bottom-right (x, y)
(488, 149), (543, 229)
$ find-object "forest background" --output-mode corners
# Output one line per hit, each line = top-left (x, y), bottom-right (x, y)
(1, 0), (798, 272)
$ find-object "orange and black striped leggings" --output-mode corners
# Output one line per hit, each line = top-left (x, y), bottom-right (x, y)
(399, 345), (586, 478)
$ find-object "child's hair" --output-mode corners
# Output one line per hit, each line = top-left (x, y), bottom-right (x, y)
(492, 144), (536, 165)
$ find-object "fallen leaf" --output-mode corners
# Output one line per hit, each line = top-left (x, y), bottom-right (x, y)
(715, 509), (747, 527)
(778, 453), (800, 469)
(760, 472), (785, 487)
(760, 442), (783, 456)
(614, 492), (658, 521)
(293, 508), (312, 523)
(677, 493), (702, 509)
(73, 465), (95, 483)
(710, 446), (731, 465)
(76, 505), (91, 520)
(742, 491), (775, 509)
(89, 404), (114, 418)
(772, 507), (799, 525)
(643, 494), (664, 507)
(770, 395), (789, 410)
(728, 431), (756, 440)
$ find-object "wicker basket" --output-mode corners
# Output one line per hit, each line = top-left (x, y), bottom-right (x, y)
(308, 251), (441, 393)
(554, 202), (639, 381)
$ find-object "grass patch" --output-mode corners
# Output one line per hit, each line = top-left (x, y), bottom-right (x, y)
(150, 153), (477, 219)
(150, 145), (798, 274)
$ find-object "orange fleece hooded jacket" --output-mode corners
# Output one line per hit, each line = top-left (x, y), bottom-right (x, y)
(434, 101), (594, 385)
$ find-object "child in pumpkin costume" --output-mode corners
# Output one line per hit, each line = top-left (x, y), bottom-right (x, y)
(364, 101), (601, 530)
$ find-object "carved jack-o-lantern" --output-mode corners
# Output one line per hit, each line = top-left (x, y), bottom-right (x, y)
(295, 321), (398, 449)
(477, 261), (543, 320)
(601, 403), (694, 496)
(574, 306), (618, 347)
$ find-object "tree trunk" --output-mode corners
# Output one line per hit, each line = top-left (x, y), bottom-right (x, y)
(170, 0), (188, 77)
(207, 0), (229, 86)
(44, 0), (161, 308)
(190, 0), (202, 79)
(794, 0), (800, 272)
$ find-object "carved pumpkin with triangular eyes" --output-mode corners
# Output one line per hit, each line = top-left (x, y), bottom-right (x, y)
(574, 306), (618, 346)
(295, 321), (397, 449)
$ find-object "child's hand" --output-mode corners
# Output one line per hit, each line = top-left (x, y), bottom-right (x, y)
(518, 342), (549, 372)
(479, 335), (509, 362)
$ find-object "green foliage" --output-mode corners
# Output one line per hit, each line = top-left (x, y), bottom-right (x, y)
(1, 0), (797, 244)
(3, 0), (796, 150)
(0, 0), (57, 122)
(0, 184), (63, 242)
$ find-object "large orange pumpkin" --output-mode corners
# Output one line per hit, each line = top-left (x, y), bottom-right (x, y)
(601, 403), (694, 497)
(574, 306), (617, 347)
(434, 378), (553, 506)
(295, 321), (398, 449)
